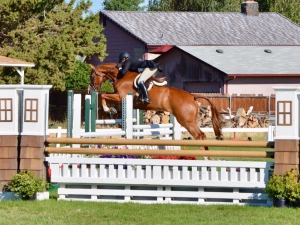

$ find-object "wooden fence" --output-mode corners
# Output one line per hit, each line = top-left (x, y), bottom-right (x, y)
(200, 94), (275, 115)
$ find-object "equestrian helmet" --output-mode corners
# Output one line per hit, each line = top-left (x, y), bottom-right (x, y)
(119, 52), (130, 62)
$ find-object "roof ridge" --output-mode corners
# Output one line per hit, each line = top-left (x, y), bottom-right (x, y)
(100, 11), (300, 46)
(276, 12), (300, 29)
(101, 10), (279, 14)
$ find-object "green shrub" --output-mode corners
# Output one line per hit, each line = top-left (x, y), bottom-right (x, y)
(265, 168), (300, 202)
(99, 80), (114, 93)
(4, 170), (50, 200)
(65, 61), (91, 90)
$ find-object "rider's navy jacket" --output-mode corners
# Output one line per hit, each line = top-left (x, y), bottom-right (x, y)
(117, 59), (160, 79)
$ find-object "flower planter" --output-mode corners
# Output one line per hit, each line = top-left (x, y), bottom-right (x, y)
(286, 199), (300, 208)
(0, 192), (22, 201)
(31, 192), (50, 201)
(273, 197), (286, 208)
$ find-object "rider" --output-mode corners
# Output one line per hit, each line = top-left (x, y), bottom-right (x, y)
(116, 52), (162, 104)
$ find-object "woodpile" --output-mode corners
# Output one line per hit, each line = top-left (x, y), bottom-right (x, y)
(143, 110), (171, 124)
(221, 107), (270, 128)
(142, 105), (271, 128)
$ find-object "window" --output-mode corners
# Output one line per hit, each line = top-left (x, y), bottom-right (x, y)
(277, 101), (292, 126)
(24, 99), (38, 122)
(0, 98), (13, 122)
(134, 47), (144, 61)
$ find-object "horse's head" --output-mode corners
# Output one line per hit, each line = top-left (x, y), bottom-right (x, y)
(88, 63), (118, 94)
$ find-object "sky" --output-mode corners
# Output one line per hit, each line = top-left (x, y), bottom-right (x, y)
(71, 0), (148, 14)
(66, 0), (103, 13)
(87, 0), (104, 13)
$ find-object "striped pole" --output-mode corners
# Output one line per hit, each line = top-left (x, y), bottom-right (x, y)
(67, 90), (73, 138)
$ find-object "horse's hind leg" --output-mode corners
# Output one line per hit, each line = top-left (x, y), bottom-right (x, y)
(186, 124), (208, 149)
(183, 123), (213, 160)
(174, 100), (210, 158)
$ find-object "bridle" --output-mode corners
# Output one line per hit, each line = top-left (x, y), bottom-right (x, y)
(88, 66), (115, 93)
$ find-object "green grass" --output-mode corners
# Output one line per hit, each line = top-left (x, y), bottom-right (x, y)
(0, 199), (299, 225)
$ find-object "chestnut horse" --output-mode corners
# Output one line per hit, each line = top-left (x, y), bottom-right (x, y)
(88, 63), (223, 143)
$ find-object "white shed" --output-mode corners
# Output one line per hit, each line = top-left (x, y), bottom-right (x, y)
(0, 56), (52, 136)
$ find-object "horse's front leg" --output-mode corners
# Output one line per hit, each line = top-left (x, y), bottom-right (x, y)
(100, 93), (122, 114)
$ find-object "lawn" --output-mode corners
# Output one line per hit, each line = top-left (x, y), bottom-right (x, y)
(0, 199), (299, 225)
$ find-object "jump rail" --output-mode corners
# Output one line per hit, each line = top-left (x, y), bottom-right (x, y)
(45, 147), (274, 158)
(46, 137), (274, 148)
(45, 137), (274, 158)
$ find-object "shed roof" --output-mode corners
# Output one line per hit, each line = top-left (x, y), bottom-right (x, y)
(0, 56), (35, 85)
(176, 46), (300, 75)
(100, 11), (300, 46)
(0, 56), (35, 67)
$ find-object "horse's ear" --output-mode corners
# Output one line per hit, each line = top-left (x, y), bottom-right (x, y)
(88, 64), (95, 70)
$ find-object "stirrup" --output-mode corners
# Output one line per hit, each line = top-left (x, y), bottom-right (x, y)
(142, 98), (150, 104)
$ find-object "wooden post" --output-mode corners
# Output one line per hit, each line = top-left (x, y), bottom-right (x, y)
(273, 87), (300, 175)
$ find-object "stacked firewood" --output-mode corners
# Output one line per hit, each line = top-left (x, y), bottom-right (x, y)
(143, 106), (270, 128)
(221, 108), (270, 128)
(143, 110), (171, 124)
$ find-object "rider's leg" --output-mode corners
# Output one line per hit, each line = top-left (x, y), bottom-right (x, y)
(137, 68), (159, 103)
(138, 68), (159, 83)
(138, 81), (150, 104)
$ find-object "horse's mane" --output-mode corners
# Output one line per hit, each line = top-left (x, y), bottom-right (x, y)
(95, 63), (116, 71)
(99, 63), (116, 67)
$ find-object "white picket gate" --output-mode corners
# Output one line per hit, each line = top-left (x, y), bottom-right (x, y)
(46, 157), (273, 206)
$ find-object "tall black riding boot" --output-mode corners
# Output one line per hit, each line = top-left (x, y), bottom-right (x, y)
(138, 81), (150, 104)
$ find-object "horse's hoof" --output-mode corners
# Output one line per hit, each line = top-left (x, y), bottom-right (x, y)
(109, 107), (117, 114)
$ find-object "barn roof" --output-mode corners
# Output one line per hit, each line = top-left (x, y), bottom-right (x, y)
(176, 46), (300, 75)
(100, 11), (300, 46)
(150, 45), (173, 53)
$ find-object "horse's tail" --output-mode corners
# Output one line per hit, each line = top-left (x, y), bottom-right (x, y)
(192, 93), (223, 139)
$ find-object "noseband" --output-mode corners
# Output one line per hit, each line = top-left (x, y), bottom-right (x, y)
(89, 66), (115, 93)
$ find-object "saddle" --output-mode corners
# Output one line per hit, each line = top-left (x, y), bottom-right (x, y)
(133, 74), (167, 91)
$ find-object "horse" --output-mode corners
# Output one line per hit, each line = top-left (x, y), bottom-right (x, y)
(88, 63), (223, 145)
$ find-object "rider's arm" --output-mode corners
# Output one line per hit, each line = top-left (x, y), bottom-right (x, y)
(118, 60), (131, 76)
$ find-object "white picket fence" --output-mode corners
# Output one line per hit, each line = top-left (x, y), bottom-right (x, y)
(46, 157), (273, 206)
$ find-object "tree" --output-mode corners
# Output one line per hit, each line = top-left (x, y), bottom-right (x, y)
(265, 0), (300, 25)
(0, 0), (107, 90)
(147, 0), (240, 12)
(103, 0), (146, 11)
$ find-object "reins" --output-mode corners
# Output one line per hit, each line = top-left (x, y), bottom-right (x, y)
(89, 66), (115, 92)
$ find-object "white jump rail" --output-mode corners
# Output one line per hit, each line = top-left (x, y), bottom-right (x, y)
(46, 157), (273, 206)
(48, 126), (275, 141)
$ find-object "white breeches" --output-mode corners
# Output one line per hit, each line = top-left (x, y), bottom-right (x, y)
(137, 68), (159, 84)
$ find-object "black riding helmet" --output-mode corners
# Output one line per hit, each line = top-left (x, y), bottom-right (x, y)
(119, 52), (130, 63)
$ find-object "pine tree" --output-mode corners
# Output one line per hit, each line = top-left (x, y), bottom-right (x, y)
(0, 0), (107, 90)
(103, 0), (145, 11)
